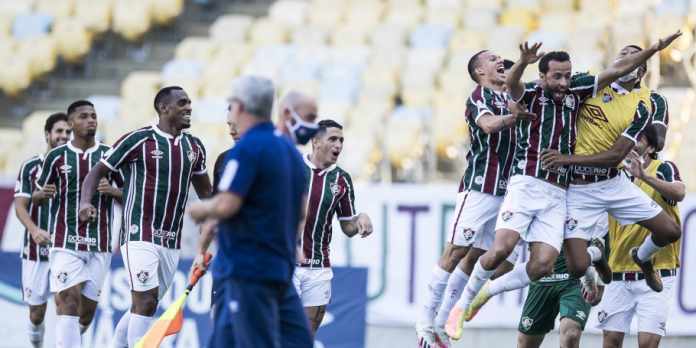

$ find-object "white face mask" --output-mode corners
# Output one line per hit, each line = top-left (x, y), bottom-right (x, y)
(617, 68), (640, 83)
(285, 107), (318, 145)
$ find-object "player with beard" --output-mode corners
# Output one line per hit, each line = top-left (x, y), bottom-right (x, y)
(417, 54), (534, 348)
(294, 119), (373, 337)
(446, 31), (681, 339)
(78, 86), (212, 347)
(15, 112), (71, 348)
(540, 39), (682, 293)
(35, 101), (123, 348)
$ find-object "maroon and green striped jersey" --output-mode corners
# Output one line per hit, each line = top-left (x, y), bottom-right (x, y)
(300, 155), (356, 268)
(15, 154), (51, 261)
(512, 74), (597, 186)
(102, 125), (207, 249)
(462, 85), (516, 196)
(36, 142), (120, 252)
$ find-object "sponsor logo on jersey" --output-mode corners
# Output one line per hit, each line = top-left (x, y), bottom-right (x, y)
(582, 104), (609, 126)
(501, 211), (514, 222)
(538, 96), (549, 106)
(576, 310), (587, 321)
(150, 149), (164, 159)
(67, 235), (97, 246)
(602, 93), (613, 103)
(462, 228), (475, 241)
(136, 270), (150, 284)
(521, 316), (534, 331)
(153, 229), (177, 240)
(59, 164), (72, 174)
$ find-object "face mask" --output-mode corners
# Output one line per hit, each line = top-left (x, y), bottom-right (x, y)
(285, 108), (318, 145)
(617, 68), (639, 83)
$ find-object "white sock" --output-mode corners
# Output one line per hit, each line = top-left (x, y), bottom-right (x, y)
(112, 311), (130, 348)
(127, 313), (155, 347)
(28, 321), (45, 348)
(637, 235), (661, 262)
(419, 265), (451, 327)
(487, 261), (531, 296)
(455, 260), (494, 310)
(434, 267), (470, 327)
(80, 324), (89, 335)
(587, 245), (602, 262)
(56, 315), (81, 348)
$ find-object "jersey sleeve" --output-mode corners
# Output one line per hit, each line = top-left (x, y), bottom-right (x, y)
(621, 101), (651, 144)
(514, 81), (537, 105)
(217, 145), (257, 197)
(337, 172), (357, 220)
(570, 73), (598, 102)
(656, 161), (681, 182)
(101, 131), (146, 171)
(14, 160), (35, 198)
(468, 88), (495, 123)
(650, 91), (669, 126)
(35, 150), (60, 189)
(191, 136), (208, 176)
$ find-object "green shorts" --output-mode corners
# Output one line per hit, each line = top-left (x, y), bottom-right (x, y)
(518, 280), (592, 335)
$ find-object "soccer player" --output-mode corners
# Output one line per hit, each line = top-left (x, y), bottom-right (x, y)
(14, 112), (71, 348)
(188, 76), (312, 348)
(598, 124), (684, 348)
(540, 39), (682, 292)
(294, 119), (373, 336)
(416, 53), (533, 348)
(78, 86), (212, 347)
(276, 91), (319, 145)
(34, 101), (122, 348)
(446, 32), (681, 338)
(517, 249), (604, 348)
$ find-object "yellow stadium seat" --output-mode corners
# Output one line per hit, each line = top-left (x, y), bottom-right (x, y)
(360, 80), (398, 103)
(406, 48), (446, 72)
(250, 18), (288, 45)
(151, 0), (184, 26)
(540, 0), (574, 12)
(466, 0), (504, 11)
(121, 71), (161, 104)
(449, 29), (487, 51)
(369, 23), (408, 49)
(269, 0), (308, 28)
(53, 19), (92, 64)
(291, 26), (328, 45)
(0, 15), (12, 38)
(0, 1), (34, 19)
(113, 0), (152, 42)
(384, 4), (424, 29)
(21, 110), (54, 136)
(36, 0), (75, 19)
(317, 101), (351, 124)
(370, 48), (407, 71)
(19, 36), (57, 78)
(209, 15), (253, 43)
(499, 8), (538, 31)
(331, 24), (369, 46)
(426, 9), (461, 27)
(214, 43), (253, 67)
(0, 56), (31, 97)
(402, 87), (435, 108)
(175, 37), (218, 62)
(344, 1), (384, 30)
(74, 0), (112, 34)
(308, 0), (347, 30)
(461, 8), (498, 31)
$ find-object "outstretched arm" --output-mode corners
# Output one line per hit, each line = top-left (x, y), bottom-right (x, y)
(597, 31), (682, 91)
(506, 42), (544, 101)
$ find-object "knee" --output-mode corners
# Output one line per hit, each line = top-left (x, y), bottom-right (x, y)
(665, 220), (682, 243)
(487, 246), (512, 267)
(527, 258), (555, 280)
(603, 333), (623, 348)
(439, 244), (467, 271)
(56, 291), (80, 314)
(132, 293), (159, 316)
(561, 326), (582, 348)
(29, 308), (45, 325)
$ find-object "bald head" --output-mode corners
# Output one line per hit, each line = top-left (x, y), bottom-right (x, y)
(278, 91), (318, 125)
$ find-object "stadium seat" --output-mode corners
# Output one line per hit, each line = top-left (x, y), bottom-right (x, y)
(0, 56), (31, 97)
(88, 95), (121, 122)
(12, 13), (53, 40)
(175, 37), (219, 62)
(112, 0), (152, 42)
(331, 24), (370, 46)
(120, 71), (161, 106)
(53, 18), (92, 64)
(370, 23), (408, 49)
(461, 8), (498, 31)
(384, 3), (424, 29)
(291, 26), (329, 46)
(306, 1), (345, 31)
(74, 0), (112, 34)
(449, 29), (487, 51)
(410, 23), (453, 50)
(35, 0), (75, 19)
(19, 36), (57, 78)
(0, 1), (35, 19)
(269, 0), (309, 28)
(150, 0), (184, 26)
(209, 15), (253, 43)
(250, 17), (288, 45)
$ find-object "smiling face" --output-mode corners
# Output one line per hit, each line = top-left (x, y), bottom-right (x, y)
(311, 127), (344, 167)
(475, 51), (506, 86)
(160, 89), (192, 130)
(540, 60), (572, 103)
(46, 120), (71, 148)
(69, 105), (98, 139)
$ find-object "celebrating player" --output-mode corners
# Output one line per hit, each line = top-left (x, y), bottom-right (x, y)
(294, 119), (373, 336)
(446, 31), (682, 338)
(188, 76), (312, 347)
(14, 112), (71, 348)
(79, 86), (212, 347)
(541, 38), (682, 292)
(599, 124), (684, 348)
(416, 53), (532, 347)
(35, 101), (122, 348)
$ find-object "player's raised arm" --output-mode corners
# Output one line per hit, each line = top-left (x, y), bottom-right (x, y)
(506, 42), (544, 101)
(597, 30), (682, 91)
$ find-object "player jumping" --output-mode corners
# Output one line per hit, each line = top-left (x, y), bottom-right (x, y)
(79, 86), (212, 347)
(15, 112), (71, 348)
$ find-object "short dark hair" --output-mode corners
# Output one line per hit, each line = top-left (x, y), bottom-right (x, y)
(467, 50), (488, 83)
(67, 100), (94, 115)
(639, 123), (660, 159)
(44, 112), (68, 133)
(622, 44), (647, 74)
(539, 51), (571, 74)
(316, 119), (343, 137)
(154, 86), (184, 113)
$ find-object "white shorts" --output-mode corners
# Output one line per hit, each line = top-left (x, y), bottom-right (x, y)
(565, 174), (662, 240)
(597, 275), (676, 336)
(21, 259), (50, 306)
(495, 175), (566, 252)
(121, 241), (180, 300)
(293, 267), (333, 307)
(49, 248), (112, 302)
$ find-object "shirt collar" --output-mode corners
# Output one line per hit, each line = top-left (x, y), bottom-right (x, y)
(152, 124), (183, 141)
(304, 154), (336, 176)
(610, 82), (637, 95)
(67, 140), (100, 155)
